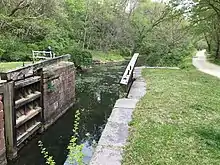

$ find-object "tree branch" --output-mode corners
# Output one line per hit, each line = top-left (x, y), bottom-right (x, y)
(206, 0), (220, 17)
(9, 0), (30, 17)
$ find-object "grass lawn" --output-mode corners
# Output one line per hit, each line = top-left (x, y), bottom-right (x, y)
(123, 68), (220, 165)
(0, 62), (31, 72)
(91, 51), (125, 62)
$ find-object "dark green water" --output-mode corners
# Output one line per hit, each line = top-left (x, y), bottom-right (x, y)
(9, 62), (126, 165)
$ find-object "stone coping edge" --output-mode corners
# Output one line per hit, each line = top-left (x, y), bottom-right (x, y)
(89, 67), (146, 165)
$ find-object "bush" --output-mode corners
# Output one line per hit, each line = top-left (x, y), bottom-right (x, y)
(196, 40), (208, 50)
(119, 47), (131, 56)
(0, 36), (32, 62)
(140, 42), (194, 67)
(65, 47), (92, 67)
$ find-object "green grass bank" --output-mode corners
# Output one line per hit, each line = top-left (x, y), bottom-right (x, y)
(91, 51), (125, 63)
(123, 68), (220, 165)
(0, 62), (31, 72)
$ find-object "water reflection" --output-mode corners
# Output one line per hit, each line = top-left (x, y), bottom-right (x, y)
(9, 62), (126, 165)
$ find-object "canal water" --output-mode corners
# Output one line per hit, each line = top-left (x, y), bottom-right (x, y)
(9, 62), (126, 165)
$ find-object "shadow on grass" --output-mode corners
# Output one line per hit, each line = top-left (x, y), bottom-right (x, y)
(196, 127), (220, 151)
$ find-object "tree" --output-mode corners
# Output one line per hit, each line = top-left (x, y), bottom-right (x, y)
(129, 1), (171, 54)
(171, 0), (220, 59)
(0, 0), (194, 66)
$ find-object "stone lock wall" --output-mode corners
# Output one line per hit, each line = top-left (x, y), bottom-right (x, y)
(43, 61), (75, 128)
(0, 95), (6, 165)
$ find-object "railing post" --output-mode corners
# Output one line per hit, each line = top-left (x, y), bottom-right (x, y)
(0, 88), (7, 165)
(4, 82), (17, 160)
(32, 50), (35, 64)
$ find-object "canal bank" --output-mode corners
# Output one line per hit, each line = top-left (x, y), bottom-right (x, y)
(90, 66), (146, 165)
(8, 62), (127, 165)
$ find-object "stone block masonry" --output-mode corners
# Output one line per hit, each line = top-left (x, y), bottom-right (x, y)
(0, 95), (7, 165)
(89, 67), (146, 165)
(43, 61), (75, 129)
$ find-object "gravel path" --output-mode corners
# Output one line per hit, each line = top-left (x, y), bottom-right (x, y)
(193, 50), (220, 78)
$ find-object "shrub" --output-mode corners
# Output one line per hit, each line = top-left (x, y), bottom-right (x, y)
(119, 47), (131, 56)
(196, 40), (208, 51)
(140, 43), (195, 67)
(0, 36), (31, 61)
(65, 47), (92, 67)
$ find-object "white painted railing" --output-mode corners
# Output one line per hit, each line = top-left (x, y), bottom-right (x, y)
(120, 53), (139, 85)
(32, 50), (55, 62)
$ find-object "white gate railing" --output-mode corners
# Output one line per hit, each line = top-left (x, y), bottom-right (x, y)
(32, 50), (55, 62)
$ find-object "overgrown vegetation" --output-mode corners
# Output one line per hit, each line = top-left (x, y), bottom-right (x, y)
(123, 68), (220, 165)
(0, 0), (196, 67)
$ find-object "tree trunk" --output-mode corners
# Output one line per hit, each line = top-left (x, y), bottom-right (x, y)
(86, 36), (91, 50)
(82, 0), (90, 49)
(216, 42), (220, 59)
(207, 42), (211, 52)
(83, 28), (87, 49)
(204, 33), (211, 52)
(215, 36), (220, 59)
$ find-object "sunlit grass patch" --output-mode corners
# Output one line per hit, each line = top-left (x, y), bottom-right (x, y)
(0, 62), (31, 72)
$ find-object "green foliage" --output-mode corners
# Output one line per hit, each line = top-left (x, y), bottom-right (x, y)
(68, 48), (92, 67)
(38, 141), (56, 165)
(128, 1), (194, 67)
(47, 81), (56, 92)
(67, 109), (84, 165)
(179, 48), (197, 69)
(39, 109), (84, 165)
(196, 40), (208, 50)
(0, 35), (31, 61)
(119, 47), (131, 57)
(0, 0), (195, 67)
(141, 40), (194, 67)
(172, 0), (220, 59)
(91, 51), (125, 63)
